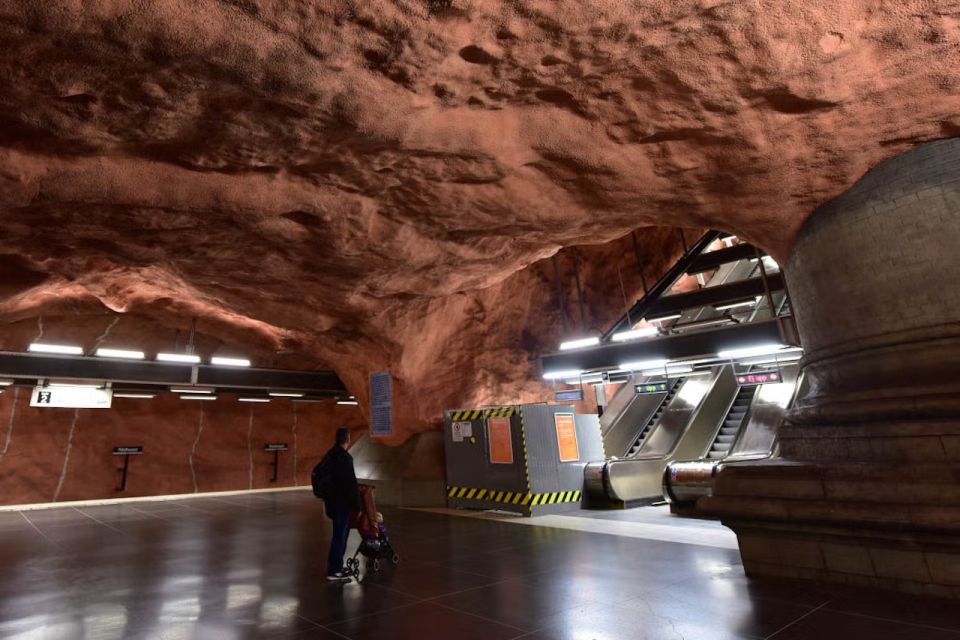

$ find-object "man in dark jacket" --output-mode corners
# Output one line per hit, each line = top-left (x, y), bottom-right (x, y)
(317, 427), (360, 582)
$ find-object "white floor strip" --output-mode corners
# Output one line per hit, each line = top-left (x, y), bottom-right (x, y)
(0, 486), (313, 513)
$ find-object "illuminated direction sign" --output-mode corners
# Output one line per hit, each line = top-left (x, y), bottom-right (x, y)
(555, 389), (584, 402)
(736, 369), (781, 386)
(635, 382), (669, 395)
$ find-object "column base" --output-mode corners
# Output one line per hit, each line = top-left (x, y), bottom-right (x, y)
(701, 459), (960, 598)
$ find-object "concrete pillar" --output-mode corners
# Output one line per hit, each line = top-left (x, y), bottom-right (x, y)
(703, 139), (960, 597)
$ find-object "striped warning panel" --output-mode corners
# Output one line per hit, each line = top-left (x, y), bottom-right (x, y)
(449, 406), (516, 421)
(447, 486), (582, 506)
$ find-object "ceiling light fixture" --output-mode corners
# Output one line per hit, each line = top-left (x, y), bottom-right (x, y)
(714, 300), (756, 312)
(211, 357), (251, 367)
(542, 369), (583, 380)
(157, 353), (201, 364)
(95, 348), (146, 360)
(180, 394), (217, 401)
(268, 392), (305, 398)
(559, 337), (600, 351)
(337, 400), (359, 406)
(170, 387), (214, 394)
(647, 314), (681, 323)
(643, 364), (693, 376)
(114, 393), (156, 399)
(718, 344), (789, 360)
(611, 327), (659, 342)
(29, 343), (83, 355)
(618, 359), (668, 371)
(0, 379), (12, 386)
(238, 397), (270, 403)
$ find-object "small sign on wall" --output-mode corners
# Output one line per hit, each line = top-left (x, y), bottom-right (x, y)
(112, 446), (143, 455)
(264, 443), (288, 451)
(451, 421), (473, 442)
(487, 416), (513, 464)
(31, 385), (113, 409)
(554, 412), (580, 462)
(370, 371), (393, 435)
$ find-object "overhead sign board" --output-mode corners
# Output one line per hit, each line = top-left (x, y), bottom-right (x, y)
(555, 389), (584, 402)
(487, 416), (513, 464)
(264, 443), (288, 451)
(736, 369), (781, 386)
(113, 446), (143, 455)
(554, 412), (580, 462)
(31, 386), (113, 409)
(369, 371), (393, 435)
(635, 382), (669, 395)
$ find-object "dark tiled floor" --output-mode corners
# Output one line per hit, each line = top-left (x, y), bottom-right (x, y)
(0, 491), (958, 639)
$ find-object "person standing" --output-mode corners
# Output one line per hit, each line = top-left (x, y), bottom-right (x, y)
(312, 427), (360, 582)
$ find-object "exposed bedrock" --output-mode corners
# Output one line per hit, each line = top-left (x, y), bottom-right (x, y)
(0, 2), (958, 440)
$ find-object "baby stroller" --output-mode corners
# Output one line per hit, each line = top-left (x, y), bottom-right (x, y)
(343, 484), (400, 578)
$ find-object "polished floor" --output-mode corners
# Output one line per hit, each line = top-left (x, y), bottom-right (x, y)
(1, 491), (959, 639)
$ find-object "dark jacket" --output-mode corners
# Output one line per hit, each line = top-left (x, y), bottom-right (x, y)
(319, 445), (360, 514)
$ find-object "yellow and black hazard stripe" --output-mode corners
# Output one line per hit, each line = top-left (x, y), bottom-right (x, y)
(447, 486), (582, 506)
(449, 406), (517, 421)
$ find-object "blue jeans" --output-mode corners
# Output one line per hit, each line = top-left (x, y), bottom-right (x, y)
(327, 508), (351, 575)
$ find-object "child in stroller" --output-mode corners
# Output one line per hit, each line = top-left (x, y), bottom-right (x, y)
(343, 484), (400, 578)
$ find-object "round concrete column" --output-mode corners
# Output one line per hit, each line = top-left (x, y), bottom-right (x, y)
(782, 138), (960, 462)
(704, 139), (960, 597)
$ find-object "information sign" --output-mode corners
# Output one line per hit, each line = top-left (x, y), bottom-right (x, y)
(555, 389), (584, 402)
(736, 369), (782, 386)
(487, 416), (513, 464)
(369, 371), (393, 435)
(635, 382), (669, 395)
(32, 385), (112, 409)
(451, 421), (473, 442)
(264, 443), (288, 451)
(112, 446), (143, 455)
(554, 412), (580, 462)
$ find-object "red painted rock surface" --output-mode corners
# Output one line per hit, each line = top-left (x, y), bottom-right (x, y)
(1, 1), (958, 449)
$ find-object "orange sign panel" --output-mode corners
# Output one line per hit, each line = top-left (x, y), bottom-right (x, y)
(554, 413), (580, 462)
(487, 416), (514, 464)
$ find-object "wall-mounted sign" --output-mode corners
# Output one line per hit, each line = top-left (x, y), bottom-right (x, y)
(635, 382), (669, 395)
(554, 412), (580, 462)
(451, 421), (473, 442)
(32, 386), (113, 409)
(555, 389), (584, 402)
(370, 371), (393, 435)
(264, 443), (288, 451)
(112, 446), (143, 455)
(736, 369), (781, 386)
(487, 416), (513, 464)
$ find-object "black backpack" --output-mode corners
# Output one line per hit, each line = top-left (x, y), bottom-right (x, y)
(311, 456), (332, 499)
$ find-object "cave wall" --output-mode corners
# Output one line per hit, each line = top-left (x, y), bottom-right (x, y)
(0, 388), (364, 506)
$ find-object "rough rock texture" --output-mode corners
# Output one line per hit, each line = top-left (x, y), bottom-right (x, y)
(1, 1), (958, 442)
(0, 387), (365, 506)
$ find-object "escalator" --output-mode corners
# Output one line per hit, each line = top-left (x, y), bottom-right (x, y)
(706, 385), (756, 459)
(625, 378), (685, 458)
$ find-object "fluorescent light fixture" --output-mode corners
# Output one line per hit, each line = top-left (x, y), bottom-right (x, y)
(559, 337), (600, 351)
(542, 369), (583, 380)
(211, 356), (251, 367)
(48, 382), (104, 389)
(0, 379), (12, 386)
(114, 393), (156, 399)
(95, 348), (145, 360)
(718, 343), (787, 360)
(180, 394), (217, 401)
(29, 343), (83, 355)
(337, 400), (359, 406)
(618, 359), (668, 371)
(611, 327), (659, 342)
(643, 364), (693, 376)
(170, 387), (214, 394)
(647, 314), (681, 323)
(268, 392), (305, 398)
(714, 300), (756, 312)
(238, 397), (270, 403)
(292, 398), (327, 403)
(157, 353), (201, 364)
(566, 373), (603, 384)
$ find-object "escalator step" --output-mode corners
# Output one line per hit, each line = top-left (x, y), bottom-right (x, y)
(715, 435), (735, 443)
(707, 452), (725, 459)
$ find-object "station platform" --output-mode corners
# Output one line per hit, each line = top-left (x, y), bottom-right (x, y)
(1, 489), (958, 639)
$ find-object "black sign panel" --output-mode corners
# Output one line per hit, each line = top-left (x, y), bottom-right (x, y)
(736, 369), (782, 386)
(113, 446), (143, 455)
(635, 382), (669, 395)
(555, 389), (584, 402)
(264, 443), (289, 451)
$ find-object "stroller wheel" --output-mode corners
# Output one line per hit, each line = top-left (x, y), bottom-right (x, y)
(372, 558), (381, 572)
(344, 557), (358, 578)
(392, 553), (400, 564)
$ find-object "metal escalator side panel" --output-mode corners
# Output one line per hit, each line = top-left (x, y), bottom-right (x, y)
(599, 373), (642, 437)
(634, 368), (727, 458)
(601, 378), (671, 458)
(726, 364), (801, 459)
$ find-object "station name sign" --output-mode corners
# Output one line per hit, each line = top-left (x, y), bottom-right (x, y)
(635, 382), (669, 395)
(264, 443), (288, 451)
(736, 369), (781, 386)
(31, 385), (113, 409)
(113, 446), (143, 455)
